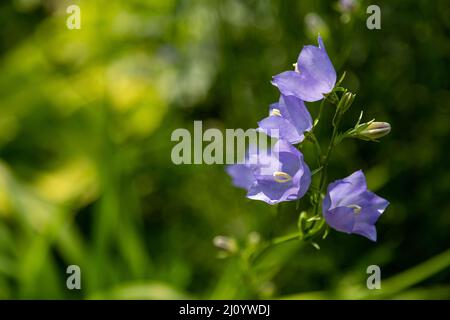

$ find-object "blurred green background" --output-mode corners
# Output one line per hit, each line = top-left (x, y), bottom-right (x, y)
(0, 0), (449, 299)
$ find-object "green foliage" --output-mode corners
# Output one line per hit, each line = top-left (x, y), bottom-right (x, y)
(0, 0), (449, 299)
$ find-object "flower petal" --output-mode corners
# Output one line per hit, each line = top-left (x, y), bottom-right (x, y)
(294, 158), (311, 199)
(277, 140), (303, 176)
(355, 191), (389, 224)
(271, 36), (336, 102)
(272, 71), (326, 102)
(297, 36), (336, 93)
(352, 223), (377, 242)
(323, 206), (356, 234)
(257, 115), (303, 144)
(226, 164), (255, 190)
(246, 182), (273, 204)
(278, 95), (313, 137)
(328, 170), (367, 208)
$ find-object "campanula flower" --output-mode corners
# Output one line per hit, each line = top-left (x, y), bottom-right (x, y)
(226, 140), (311, 205)
(257, 94), (313, 144)
(322, 170), (389, 241)
(272, 35), (336, 102)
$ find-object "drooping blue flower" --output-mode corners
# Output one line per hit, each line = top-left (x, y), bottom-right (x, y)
(226, 140), (311, 205)
(272, 35), (336, 102)
(257, 94), (313, 144)
(322, 170), (389, 241)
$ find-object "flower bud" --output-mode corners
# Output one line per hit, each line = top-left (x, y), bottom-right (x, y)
(338, 92), (356, 114)
(247, 232), (261, 246)
(213, 235), (238, 253)
(358, 122), (391, 140)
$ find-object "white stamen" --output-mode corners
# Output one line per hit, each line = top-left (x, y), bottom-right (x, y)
(347, 204), (362, 214)
(270, 108), (282, 117)
(293, 63), (299, 73)
(273, 171), (292, 183)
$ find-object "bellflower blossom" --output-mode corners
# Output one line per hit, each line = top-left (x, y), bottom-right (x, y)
(272, 35), (336, 102)
(226, 140), (311, 205)
(224, 33), (391, 248)
(322, 170), (389, 241)
(257, 94), (313, 144)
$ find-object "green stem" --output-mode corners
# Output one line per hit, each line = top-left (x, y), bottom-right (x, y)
(309, 103), (343, 230)
(312, 98), (326, 133)
(250, 231), (302, 263)
(271, 232), (302, 245)
(307, 132), (322, 166)
(319, 108), (342, 193)
(303, 218), (326, 241)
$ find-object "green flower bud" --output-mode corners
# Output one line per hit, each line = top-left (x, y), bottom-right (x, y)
(358, 121), (391, 140)
(337, 91), (356, 114)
